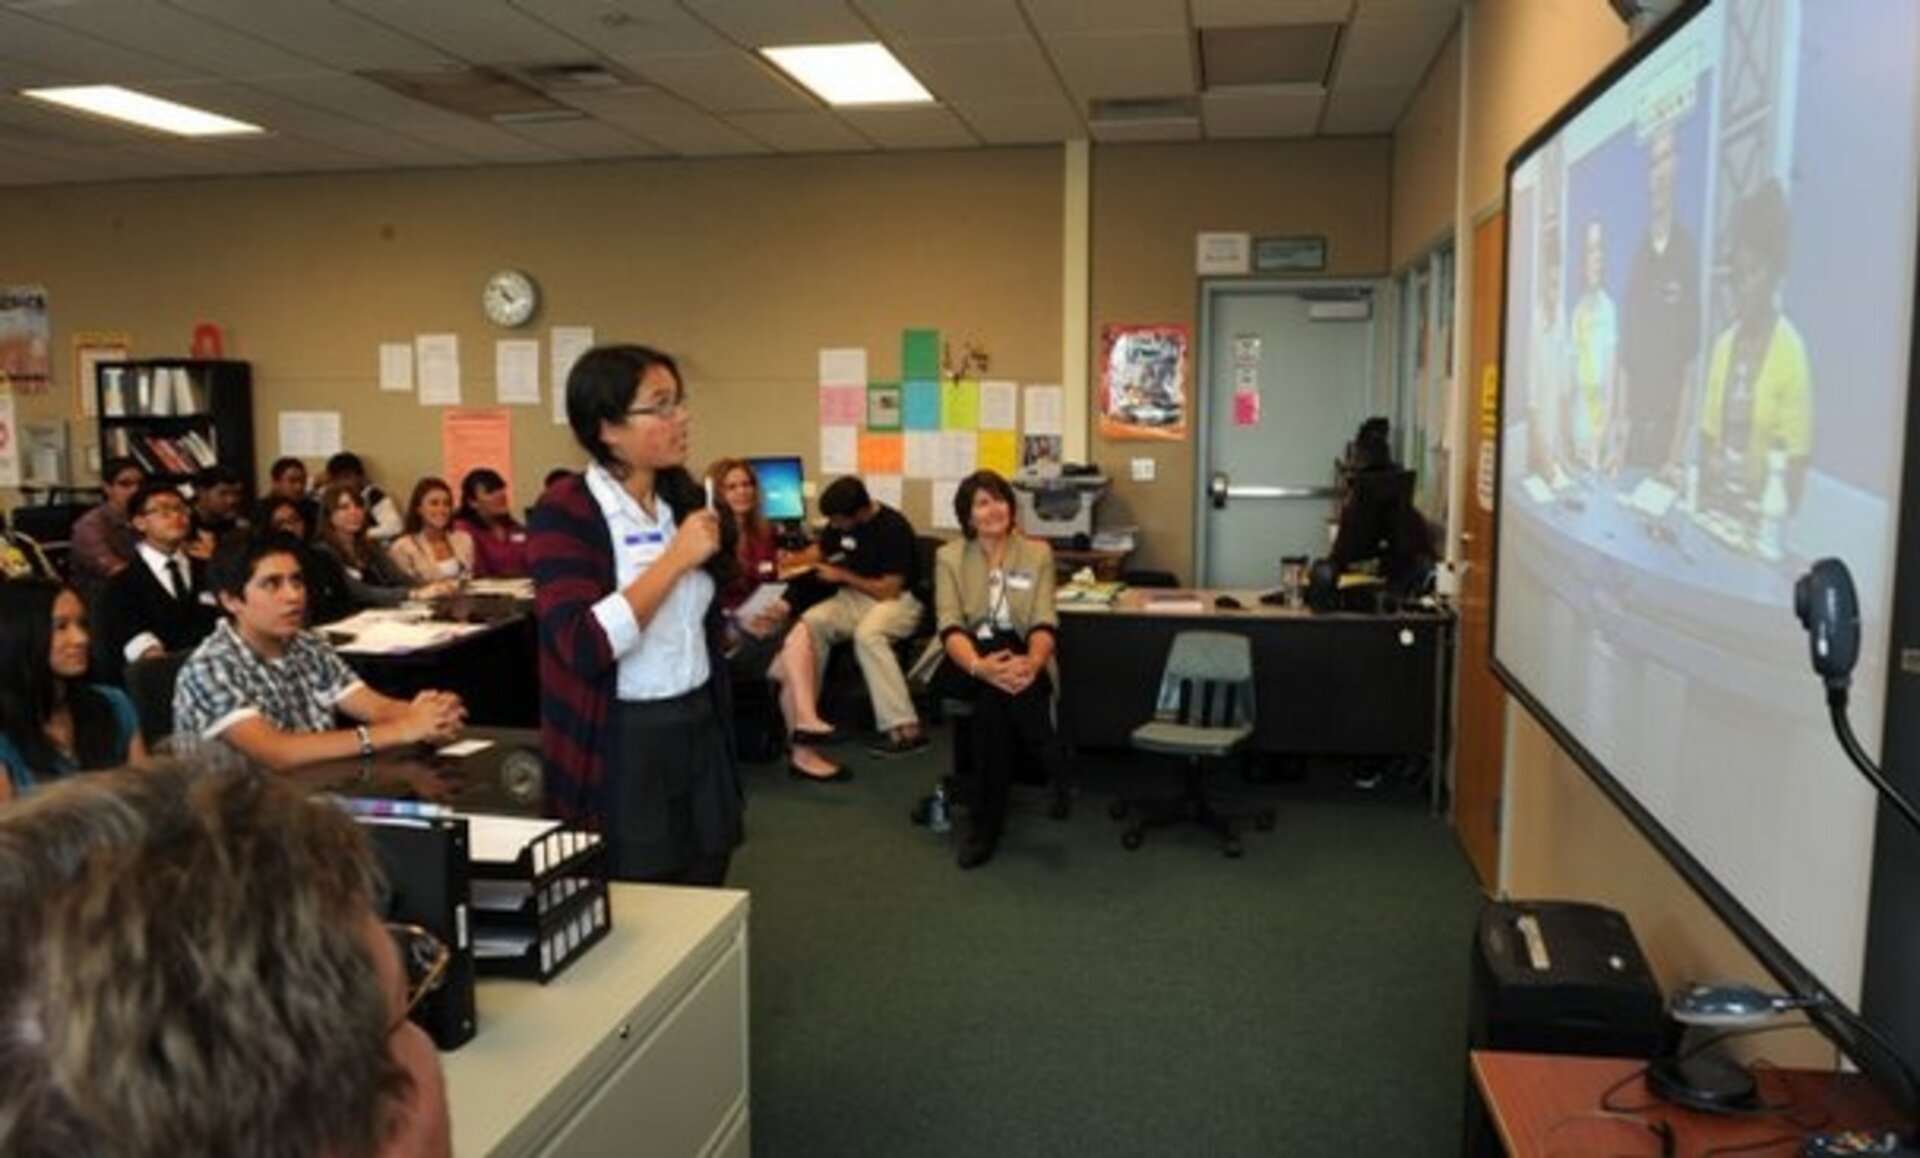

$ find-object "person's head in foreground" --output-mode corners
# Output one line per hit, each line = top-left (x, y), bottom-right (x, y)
(0, 762), (450, 1157)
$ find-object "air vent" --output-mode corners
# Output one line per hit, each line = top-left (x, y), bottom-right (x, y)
(517, 62), (634, 91)
(1087, 96), (1198, 125)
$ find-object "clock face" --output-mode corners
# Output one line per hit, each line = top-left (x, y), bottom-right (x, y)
(483, 269), (538, 327)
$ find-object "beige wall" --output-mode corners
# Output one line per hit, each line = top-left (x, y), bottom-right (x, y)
(1088, 139), (1393, 582)
(1391, 27), (1464, 268)
(1411, 0), (1815, 1059)
(1, 148), (1063, 527)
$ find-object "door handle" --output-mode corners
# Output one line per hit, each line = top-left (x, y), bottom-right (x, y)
(1209, 469), (1335, 510)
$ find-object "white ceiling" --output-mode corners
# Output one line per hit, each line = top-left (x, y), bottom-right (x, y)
(0, 0), (1461, 188)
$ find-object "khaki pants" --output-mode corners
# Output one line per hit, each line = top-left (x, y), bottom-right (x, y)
(802, 588), (923, 733)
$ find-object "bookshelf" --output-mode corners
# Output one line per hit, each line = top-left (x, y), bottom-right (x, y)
(95, 359), (254, 494)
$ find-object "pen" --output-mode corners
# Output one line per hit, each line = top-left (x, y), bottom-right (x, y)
(328, 795), (455, 821)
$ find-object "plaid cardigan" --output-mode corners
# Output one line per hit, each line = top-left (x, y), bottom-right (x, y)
(528, 473), (734, 829)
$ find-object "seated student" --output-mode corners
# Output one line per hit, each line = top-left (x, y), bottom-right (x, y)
(260, 454), (318, 536)
(314, 482), (449, 610)
(172, 533), (466, 772)
(456, 467), (531, 578)
(774, 475), (928, 761)
(67, 456), (145, 602)
(0, 763), (451, 1156)
(0, 580), (146, 803)
(90, 482), (220, 685)
(1326, 463), (1436, 601)
(388, 477), (475, 585)
(935, 470), (1067, 869)
(705, 458), (791, 672)
(258, 496), (353, 625)
(186, 463), (249, 559)
(321, 451), (404, 541)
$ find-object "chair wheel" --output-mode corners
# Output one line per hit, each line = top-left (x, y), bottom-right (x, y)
(1224, 839), (1243, 858)
(1254, 810), (1275, 832)
(1109, 800), (1129, 820)
(1121, 829), (1143, 850)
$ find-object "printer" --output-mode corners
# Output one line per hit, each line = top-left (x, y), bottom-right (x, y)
(1012, 464), (1108, 541)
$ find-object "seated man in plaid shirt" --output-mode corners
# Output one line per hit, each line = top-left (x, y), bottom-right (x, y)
(173, 532), (465, 772)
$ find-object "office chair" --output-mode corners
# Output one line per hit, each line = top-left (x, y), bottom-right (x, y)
(1111, 630), (1272, 857)
(124, 650), (191, 748)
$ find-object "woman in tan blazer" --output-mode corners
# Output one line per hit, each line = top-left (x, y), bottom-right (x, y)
(934, 470), (1067, 868)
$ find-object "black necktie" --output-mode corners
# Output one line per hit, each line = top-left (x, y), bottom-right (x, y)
(166, 557), (189, 602)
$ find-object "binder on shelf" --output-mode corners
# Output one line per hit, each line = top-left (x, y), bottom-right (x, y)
(462, 813), (611, 983)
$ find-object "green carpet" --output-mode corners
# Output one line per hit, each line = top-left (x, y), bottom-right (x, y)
(728, 732), (1485, 1156)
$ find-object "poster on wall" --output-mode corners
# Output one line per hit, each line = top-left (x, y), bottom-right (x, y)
(74, 331), (130, 417)
(0, 386), (20, 486)
(1097, 323), (1188, 441)
(0, 286), (51, 395)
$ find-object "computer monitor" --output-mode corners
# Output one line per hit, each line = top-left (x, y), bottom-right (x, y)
(747, 455), (806, 523)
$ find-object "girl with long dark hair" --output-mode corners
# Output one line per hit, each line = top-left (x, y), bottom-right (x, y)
(0, 580), (147, 801)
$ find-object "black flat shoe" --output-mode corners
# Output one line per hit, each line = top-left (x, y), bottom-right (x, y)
(788, 760), (852, 783)
(790, 726), (847, 746)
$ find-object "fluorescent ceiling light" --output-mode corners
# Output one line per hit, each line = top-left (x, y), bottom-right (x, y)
(759, 43), (933, 107)
(20, 85), (264, 137)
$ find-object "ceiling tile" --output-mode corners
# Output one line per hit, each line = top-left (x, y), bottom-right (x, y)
(165, 0), (455, 72)
(679, 0), (869, 46)
(1201, 87), (1323, 138)
(1088, 117), (1200, 144)
(950, 96), (1085, 144)
(1320, 82), (1410, 134)
(1192, 0), (1351, 27)
(1047, 29), (1194, 101)
(626, 50), (811, 114)
(562, 87), (771, 155)
(855, 0), (1031, 41)
(507, 0), (732, 54)
(493, 115), (668, 159)
(891, 36), (1063, 104)
(333, 0), (597, 66)
(728, 108), (872, 153)
(1020, 0), (1187, 36)
(836, 104), (976, 149)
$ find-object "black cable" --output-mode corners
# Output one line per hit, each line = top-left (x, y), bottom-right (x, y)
(1829, 696), (1920, 840)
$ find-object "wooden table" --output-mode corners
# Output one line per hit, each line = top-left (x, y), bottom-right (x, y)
(1471, 1049), (1905, 1155)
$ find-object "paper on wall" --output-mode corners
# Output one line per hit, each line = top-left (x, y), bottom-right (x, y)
(495, 339), (541, 405)
(866, 474), (903, 511)
(549, 326), (595, 425)
(278, 411), (343, 458)
(818, 347), (867, 388)
(819, 425), (857, 474)
(379, 343), (414, 392)
(1023, 384), (1063, 435)
(930, 479), (960, 530)
(415, 333), (461, 406)
(978, 380), (1018, 430)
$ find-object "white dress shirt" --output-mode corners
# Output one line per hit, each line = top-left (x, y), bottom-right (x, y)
(584, 463), (714, 701)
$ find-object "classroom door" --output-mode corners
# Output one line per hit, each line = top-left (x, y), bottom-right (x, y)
(1198, 283), (1380, 588)
(1453, 213), (1509, 889)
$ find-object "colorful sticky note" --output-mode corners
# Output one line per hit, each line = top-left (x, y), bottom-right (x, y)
(942, 378), (980, 430)
(902, 328), (941, 380)
(903, 379), (941, 431)
(859, 432), (904, 474)
(978, 430), (1018, 477)
(867, 381), (902, 431)
(819, 384), (864, 426)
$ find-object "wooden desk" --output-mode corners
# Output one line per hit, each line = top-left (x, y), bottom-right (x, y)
(333, 600), (538, 727)
(1051, 546), (1129, 581)
(1057, 590), (1454, 792)
(445, 885), (750, 1157)
(1471, 1050), (1904, 1156)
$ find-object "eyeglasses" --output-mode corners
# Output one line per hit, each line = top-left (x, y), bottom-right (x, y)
(385, 921), (450, 1032)
(139, 500), (189, 517)
(625, 398), (688, 421)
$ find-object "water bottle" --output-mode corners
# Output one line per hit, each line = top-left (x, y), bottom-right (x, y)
(927, 783), (952, 834)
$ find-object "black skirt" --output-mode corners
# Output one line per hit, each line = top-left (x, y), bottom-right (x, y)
(604, 683), (744, 881)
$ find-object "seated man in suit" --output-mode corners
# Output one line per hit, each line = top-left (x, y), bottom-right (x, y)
(172, 533), (466, 772)
(91, 481), (220, 685)
(775, 476), (928, 761)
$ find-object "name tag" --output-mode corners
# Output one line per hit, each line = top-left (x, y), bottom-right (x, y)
(840, 535), (858, 552)
(623, 531), (665, 545)
(976, 622), (997, 641)
(630, 542), (666, 566)
(510, 531), (527, 543)
(1007, 571), (1035, 591)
